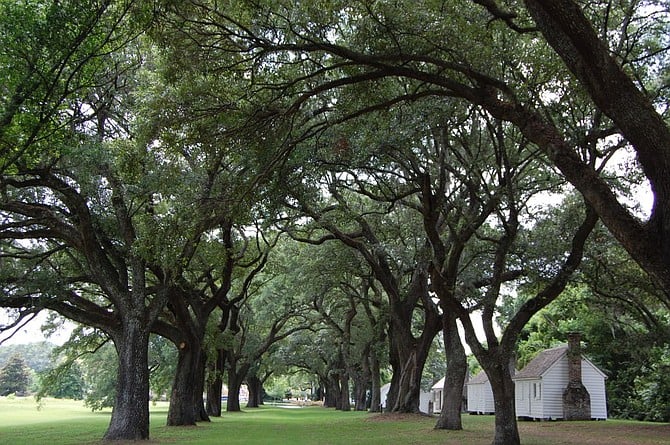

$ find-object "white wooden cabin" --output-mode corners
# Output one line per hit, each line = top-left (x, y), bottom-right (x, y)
(513, 346), (608, 420)
(465, 371), (495, 414)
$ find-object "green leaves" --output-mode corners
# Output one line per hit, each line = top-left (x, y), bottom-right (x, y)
(0, 0), (143, 172)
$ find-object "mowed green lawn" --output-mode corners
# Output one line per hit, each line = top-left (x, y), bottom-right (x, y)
(0, 397), (668, 445)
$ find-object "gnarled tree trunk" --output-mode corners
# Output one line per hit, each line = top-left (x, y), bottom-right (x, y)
(325, 373), (341, 408)
(103, 320), (151, 440)
(226, 360), (250, 412)
(386, 302), (440, 413)
(435, 311), (467, 430)
(485, 361), (520, 445)
(206, 348), (225, 416)
(246, 374), (264, 408)
(167, 337), (209, 425)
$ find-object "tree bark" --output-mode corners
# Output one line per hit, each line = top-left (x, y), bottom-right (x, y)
(226, 370), (243, 412)
(226, 359), (251, 413)
(324, 375), (339, 408)
(167, 339), (207, 425)
(327, 373), (342, 408)
(338, 371), (351, 411)
(206, 348), (225, 417)
(193, 350), (209, 422)
(386, 302), (440, 413)
(246, 374), (264, 408)
(392, 349), (422, 413)
(434, 311), (467, 430)
(350, 347), (371, 411)
(354, 377), (368, 411)
(368, 353), (382, 412)
(226, 370), (244, 412)
(486, 362), (520, 445)
(384, 346), (401, 412)
(103, 320), (151, 441)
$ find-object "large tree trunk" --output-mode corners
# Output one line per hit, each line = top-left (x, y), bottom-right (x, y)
(206, 378), (223, 416)
(323, 375), (340, 408)
(246, 374), (263, 408)
(475, 0), (670, 293)
(387, 315), (438, 413)
(384, 346), (401, 412)
(103, 321), (151, 440)
(325, 374), (341, 408)
(167, 339), (208, 425)
(392, 350), (422, 413)
(486, 362), (520, 445)
(193, 350), (209, 421)
(435, 312), (467, 430)
(226, 362), (249, 412)
(226, 375), (243, 412)
(338, 371), (351, 411)
(384, 268), (441, 414)
(354, 378), (368, 411)
(354, 348), (371, 411)
(205, 348), (225, 416)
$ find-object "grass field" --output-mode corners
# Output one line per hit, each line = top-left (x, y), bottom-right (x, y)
(0, 397), (668, 444)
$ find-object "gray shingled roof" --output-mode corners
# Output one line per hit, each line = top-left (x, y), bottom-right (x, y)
(467, 370), (489, 385)
(513, 345), (568, 380)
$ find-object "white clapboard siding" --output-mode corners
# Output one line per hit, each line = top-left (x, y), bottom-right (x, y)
(581, 357), (608, 420)
(515, 378), (546, 419)
(541, 357), (570, 419)
(466, 380), (495, 413)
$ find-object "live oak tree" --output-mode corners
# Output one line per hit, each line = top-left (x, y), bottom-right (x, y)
(138, 10), (321, 422)
(133, 50), (276, 425)
(515, 0), (670, 292)
(2, 3), (666, 445)
(0, 1), (166, 440)
(0, 133), (169, 441)
(283, 92), (594, 442)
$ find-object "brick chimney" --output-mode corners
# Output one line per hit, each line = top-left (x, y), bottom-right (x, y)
(563, 332), (591, 420)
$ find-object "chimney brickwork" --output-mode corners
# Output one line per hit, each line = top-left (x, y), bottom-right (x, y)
(563, 332), (591, 420)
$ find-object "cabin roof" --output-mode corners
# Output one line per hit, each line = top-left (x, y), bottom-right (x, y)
(513, 346), (568, 380)
(466, 370), (489, 385)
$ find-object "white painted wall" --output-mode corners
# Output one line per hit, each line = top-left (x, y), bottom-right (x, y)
(466, 381), (494, 414)
(515, 379), (545, 418)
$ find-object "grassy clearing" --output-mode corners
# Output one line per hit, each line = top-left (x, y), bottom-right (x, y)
(0, 397), (668, 445)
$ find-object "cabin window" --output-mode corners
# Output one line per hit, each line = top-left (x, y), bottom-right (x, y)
(533, 383), (542, 399)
